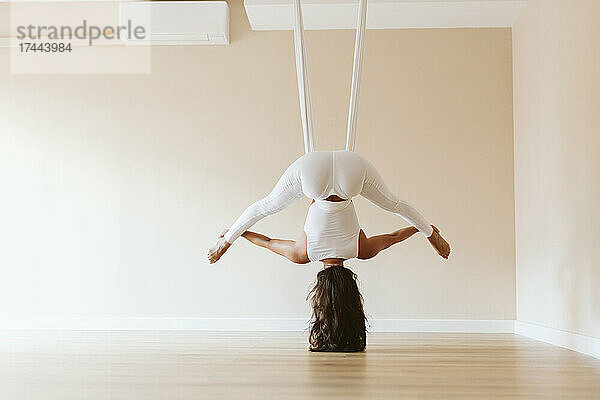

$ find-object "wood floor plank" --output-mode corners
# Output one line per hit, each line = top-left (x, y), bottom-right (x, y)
(0, 332), (598, 399)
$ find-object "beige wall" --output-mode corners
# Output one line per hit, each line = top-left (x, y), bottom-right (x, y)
(0, 1), (515, 326)
(513, 0), (600, 338)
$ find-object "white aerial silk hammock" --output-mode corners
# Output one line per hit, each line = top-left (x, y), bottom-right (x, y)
(345, 0), (367, 152)
(292, 0), (315, 154)
(292, 0), (368, 153)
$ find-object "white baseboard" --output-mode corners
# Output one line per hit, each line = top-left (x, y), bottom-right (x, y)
(370, 319), (515, 333)
(2, 317), (309, 331)
(515, 321), (600, 359)
(2, 317), (514, 333)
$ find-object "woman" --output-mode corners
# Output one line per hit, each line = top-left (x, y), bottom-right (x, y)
(219, 202), (440, 352)
(208, 151), (450, 352)
(208, 151), (450, 263)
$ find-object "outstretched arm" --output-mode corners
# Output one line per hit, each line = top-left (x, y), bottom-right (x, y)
(358, 226), (418, 260)
(208, 159), (305, 263)
(241, 231), (309, 264)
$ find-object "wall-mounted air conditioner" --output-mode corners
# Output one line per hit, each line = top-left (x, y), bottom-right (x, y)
(119, 1), (229, 45)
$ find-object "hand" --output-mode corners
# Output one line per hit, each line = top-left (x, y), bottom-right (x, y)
(207, 235), (232, 264)
(427, 225), (450, 259)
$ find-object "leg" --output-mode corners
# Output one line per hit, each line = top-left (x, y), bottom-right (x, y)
(359, 157), (433, 237)
(207, 157), (305, 264)
(359, 159), (451, 258)
(242, 231), (309, 264)
(358, 227), (418, 260)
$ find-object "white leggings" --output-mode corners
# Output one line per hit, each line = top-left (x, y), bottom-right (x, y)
(223, 151), (433, 244)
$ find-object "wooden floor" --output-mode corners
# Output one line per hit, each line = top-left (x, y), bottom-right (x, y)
(1, 332), (599, 399)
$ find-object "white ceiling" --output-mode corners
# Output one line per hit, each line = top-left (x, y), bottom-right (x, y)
(244, 0), (530, 30)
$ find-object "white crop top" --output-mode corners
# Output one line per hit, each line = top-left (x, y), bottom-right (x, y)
(304, 200), (360, 262)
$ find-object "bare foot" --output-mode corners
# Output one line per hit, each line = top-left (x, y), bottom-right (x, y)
(427, 225), (450, 259)
(207, 236), (231, 264)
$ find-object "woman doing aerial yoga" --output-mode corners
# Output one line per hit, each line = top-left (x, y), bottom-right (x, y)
(208, 0), (450, 352)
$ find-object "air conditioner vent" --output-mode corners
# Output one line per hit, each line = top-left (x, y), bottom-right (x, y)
(119, 1), (229, 46)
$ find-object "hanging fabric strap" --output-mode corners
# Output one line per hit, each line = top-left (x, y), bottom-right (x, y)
(293, 0), (315, 153)
(345, 0), (368, 152)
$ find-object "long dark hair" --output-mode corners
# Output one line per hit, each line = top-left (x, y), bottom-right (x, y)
(307, 265), (367, 352)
